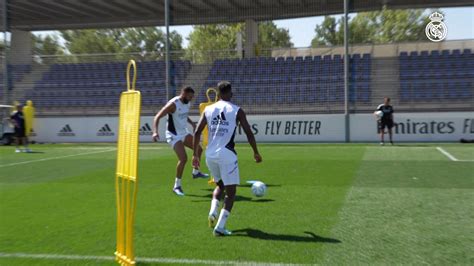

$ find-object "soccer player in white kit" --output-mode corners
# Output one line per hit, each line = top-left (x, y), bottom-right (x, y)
(193, 81), (262, 236)
(152, 87), (209, 196)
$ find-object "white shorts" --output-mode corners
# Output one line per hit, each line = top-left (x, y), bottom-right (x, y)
(165, 131), (190, 148)
(206, 157), (240, 186)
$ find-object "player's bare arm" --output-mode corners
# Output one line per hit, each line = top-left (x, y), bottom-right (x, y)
(237, 108), (262, 163)
(192, 113), (207, 168)
(152, 102), (176, 142)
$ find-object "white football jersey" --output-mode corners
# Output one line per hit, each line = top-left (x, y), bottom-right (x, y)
(166, 96), (190, 135)
(204, 100), (240, 161)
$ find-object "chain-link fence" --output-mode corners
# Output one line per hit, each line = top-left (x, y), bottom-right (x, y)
(2, 39), (473, 116)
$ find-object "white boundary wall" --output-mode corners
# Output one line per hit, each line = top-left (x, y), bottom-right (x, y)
(31, 112), (474, 143)
(350, 112), (474, 142)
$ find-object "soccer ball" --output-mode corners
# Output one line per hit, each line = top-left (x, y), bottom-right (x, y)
(251, 181), (267, 197)
(374, 110), (383, 119)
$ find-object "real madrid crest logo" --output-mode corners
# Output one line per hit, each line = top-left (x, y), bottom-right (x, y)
(425, 12), (447, 42)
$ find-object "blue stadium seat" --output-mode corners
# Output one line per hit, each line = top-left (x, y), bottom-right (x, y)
(399, 48), (474, 102)
(29, 60), (191, 108)
(452, 49), (461, 57)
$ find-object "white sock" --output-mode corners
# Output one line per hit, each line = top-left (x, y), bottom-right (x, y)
(192, 168), (199, 174)
(209, 199), (219, 217)
(174, 178), (181, 188)
(215, 209), (230, 230)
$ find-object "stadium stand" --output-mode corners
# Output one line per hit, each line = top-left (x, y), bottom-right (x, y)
(199, 54), (371, 107)
(7, 46), (473, 115)
(399, 49), (473, 101)
(0, 64), (32, 89)
(26, 60), (190, 108)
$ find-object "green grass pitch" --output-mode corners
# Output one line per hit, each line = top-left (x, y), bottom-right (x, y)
(0, 143), (473, 265)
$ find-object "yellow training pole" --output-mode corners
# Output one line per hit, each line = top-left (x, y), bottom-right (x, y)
(115, 60), (141, 266)
(23, 100), (35, 137)
(199, 88), (217, 185)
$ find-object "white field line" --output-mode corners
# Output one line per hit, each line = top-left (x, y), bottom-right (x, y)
(0, 252), (303, 266)
(42, 147), (114, 150)
(0, 146), (167, 168)
(30, 147), (165, 150)
(436, 147), (459, 161)
(0, 149), (115, 168)
(138, 147), (165, 150)
(436, 147), (474, 162)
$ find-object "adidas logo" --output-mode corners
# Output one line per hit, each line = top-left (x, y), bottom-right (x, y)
(211, 112), (229, 126)
(139, 123), (153, 136)
(97, 124), (115, 136)
(57, 124), (75, 136)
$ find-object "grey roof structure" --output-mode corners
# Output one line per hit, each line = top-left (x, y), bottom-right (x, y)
(1, 0), (472, 31)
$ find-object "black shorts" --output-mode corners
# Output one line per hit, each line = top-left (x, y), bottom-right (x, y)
(14, 127), (26, 138)
(379, 120), (394, 130)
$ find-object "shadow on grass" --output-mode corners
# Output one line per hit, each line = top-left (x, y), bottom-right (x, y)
(232, 228), (341, 244)
(187, 193), (275, 203)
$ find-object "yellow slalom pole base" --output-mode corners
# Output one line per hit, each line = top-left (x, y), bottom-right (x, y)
(207, 177), (216, 186)
(115, 251), (136, 266)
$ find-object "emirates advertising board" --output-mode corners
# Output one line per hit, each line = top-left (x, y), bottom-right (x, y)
(31, 112), (473, 143)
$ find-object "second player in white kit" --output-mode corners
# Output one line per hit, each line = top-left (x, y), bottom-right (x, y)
(152, 87), (209, 196)
(193, 81), (262, 236)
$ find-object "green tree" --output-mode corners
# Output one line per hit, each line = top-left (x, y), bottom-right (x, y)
(311, 16), (342, 47)
(186, 21), (292, 62)
(258, 21), (293, 48)
(60, 27), (182, 61)
(186, 24), (243, 62)
(32, 34), (64, 56)
(118, 27), (182, 55)
(311, 8), (433, 47)
(61, 29), (122, 55)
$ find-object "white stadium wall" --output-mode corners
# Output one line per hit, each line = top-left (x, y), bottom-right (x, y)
(31, 112), (474, 143)
(350, 112), (474, 142)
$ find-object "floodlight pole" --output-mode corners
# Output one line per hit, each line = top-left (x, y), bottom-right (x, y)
(343, 0), (350, 142)
(164, 0), (171, 100)
(2, 0), (8, 105)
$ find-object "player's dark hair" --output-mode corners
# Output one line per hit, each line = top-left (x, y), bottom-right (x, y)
(384, 97), (391, 102)
(217, 81), (232, 95)
(182, 86), (194, 94)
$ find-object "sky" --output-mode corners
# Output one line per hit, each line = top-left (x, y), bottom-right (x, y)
(31, 7), (474, 48)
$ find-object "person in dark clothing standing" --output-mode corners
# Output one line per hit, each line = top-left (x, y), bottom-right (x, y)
(10, 104), (31, 153)
(375, 97), (395, 145)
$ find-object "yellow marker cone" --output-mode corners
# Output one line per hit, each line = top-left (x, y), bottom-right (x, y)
(115, 60), (141, 266)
